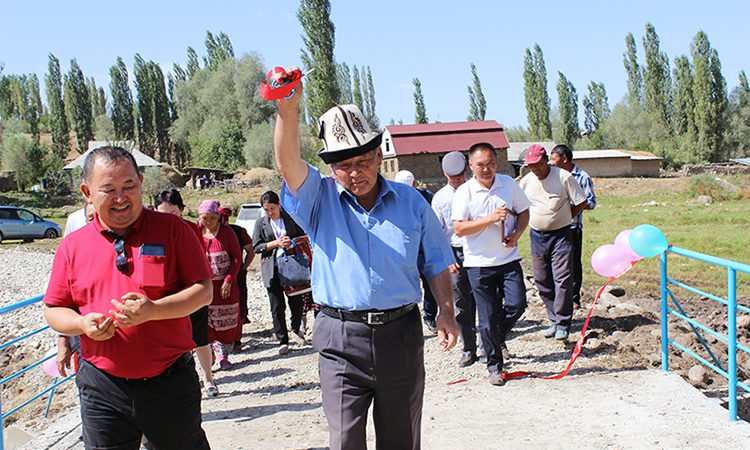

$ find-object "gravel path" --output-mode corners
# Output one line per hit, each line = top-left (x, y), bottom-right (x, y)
(4, 246), (750, 449)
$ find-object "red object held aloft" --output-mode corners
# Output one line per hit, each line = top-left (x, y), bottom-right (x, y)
(260, 66), (303, 101)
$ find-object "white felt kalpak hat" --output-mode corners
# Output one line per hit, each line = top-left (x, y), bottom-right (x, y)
(317, 104), (383, 164)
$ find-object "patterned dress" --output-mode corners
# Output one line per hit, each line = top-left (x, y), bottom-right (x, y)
(203, 224), (242, 344)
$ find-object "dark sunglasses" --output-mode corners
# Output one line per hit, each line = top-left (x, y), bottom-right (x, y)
(114, 238), (128, 274)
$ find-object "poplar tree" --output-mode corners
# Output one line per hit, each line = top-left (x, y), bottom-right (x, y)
(365, 66), (379, 128)
(26, 75), (43, 141)
(352, 65), (363, 111)
(298, 0), (340, 123)
(623, 33), (643, 109)
(642, 23), (672, 130)
(66, 59), (94, 152)
(148, 61), (173, 163)
(582, 81), (609, 136)
(134, 54), (155, 155)
(336, 62), (352, 104)
(691, 31), (727, 161)
(557, 72), (579, 147)
(413, 78), (428, 124)
(45, 54), (70, 157)
(467, 63), (487, 121)
(672, 55), (696, 136)
(523, 44), (552, 139)
(109, 57), (135, 140)
(186, 47), (201, 78)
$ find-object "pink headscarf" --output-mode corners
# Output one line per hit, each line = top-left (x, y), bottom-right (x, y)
(198, 199), (220, 215)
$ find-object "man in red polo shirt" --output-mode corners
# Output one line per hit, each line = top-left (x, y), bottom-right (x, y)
(44, 146), (213, 450)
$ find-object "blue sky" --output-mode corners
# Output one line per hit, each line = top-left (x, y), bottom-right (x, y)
(1, 0), (748, 128)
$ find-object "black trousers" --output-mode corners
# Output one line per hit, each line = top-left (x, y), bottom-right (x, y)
(571, 227), (583, 306)
(313, 307), (424, 450)
(237, 269), (249, 320)
(267, 268), (303, 345)
(420, 272), (437, 321)
(451, 246), (477, 353)
(76, 355), (209, 450)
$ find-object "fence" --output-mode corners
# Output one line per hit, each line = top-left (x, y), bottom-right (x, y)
(660, 246), (750, 421)
(0, 294), (75, 450)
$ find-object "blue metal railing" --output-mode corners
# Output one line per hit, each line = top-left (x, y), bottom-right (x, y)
(0, 294), (75, 449)
(660, 246), (750, 421)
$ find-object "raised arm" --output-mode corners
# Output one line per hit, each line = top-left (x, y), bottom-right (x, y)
(274, 87), (309, 194)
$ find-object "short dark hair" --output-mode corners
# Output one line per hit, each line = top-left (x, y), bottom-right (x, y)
(551, 144), (574, 162)
(154, 189), (185, 209)
(468, 142), (496, 159)
(82, 146), (140, 183)
(260, 190), (280, 206)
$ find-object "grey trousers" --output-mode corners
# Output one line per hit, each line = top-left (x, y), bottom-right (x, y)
(530, 227), (575, 329)
(312, 307), (424, 450)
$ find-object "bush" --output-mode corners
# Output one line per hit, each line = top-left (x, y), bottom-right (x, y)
(689, 174), (739, 201)
(141, 167), (174, 203)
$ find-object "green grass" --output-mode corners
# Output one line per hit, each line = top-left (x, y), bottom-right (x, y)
(516, 175), (750, 300)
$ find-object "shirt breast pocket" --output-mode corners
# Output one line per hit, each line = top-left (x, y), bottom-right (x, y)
(139, 255), (166, 287)
(548, 194), (567, 211)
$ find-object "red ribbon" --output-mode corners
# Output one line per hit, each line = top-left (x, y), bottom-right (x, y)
(503, 262), (637, 381)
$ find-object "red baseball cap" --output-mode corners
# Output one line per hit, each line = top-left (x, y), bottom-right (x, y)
(524, 144), (547, 165)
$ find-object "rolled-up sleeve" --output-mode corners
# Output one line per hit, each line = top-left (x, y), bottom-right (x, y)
(280, 163), (323, 233)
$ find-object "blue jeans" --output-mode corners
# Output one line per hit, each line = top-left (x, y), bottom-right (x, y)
(467, 261), (527, 373)
(530, 228), (575, 329)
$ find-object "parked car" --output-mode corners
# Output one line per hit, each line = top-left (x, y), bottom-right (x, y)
(235, 203), (265, 235)
(0, 206), (62, 243)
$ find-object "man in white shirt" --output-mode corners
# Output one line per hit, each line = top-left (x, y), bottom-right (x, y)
(63, 203), (94, 236)
(431, 151), (478, 366)
(519, 144), (587, 341)
(452, 143), (530, 385)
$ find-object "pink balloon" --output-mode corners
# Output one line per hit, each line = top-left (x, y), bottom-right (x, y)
(614, 229), (644, 262)
(42, 347), (61, 378)
(591, 244), (632, 277)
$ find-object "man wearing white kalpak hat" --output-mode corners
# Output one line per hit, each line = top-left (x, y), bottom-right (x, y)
(274, 86), (458, 449)
(430, 151), (480, 367)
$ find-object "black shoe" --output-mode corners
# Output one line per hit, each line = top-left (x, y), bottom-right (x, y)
(459, 351), (477, 367)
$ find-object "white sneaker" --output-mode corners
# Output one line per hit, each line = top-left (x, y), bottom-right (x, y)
(278, 344), (290, 355)
(205, 380), (218, 398)
(290, 330), (307, 345)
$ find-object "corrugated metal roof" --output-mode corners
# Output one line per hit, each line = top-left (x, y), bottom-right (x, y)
(386, 121), (509, 156)
(730, 158), (750, 166)
(64, 146), (162, 170)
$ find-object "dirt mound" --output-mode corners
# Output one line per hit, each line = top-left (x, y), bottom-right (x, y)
(238, 167), (278, 187)
(159, 163), (188, 187)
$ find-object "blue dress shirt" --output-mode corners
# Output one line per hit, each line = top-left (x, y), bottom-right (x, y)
(281, 164), (453, 311)
(570, 164), (597, 229)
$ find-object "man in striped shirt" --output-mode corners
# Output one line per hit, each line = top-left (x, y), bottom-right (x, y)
(550, 144), (597, 307)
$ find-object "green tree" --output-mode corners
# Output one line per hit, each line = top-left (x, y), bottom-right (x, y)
(726, 71), (750, 157)
(413, 77), (428, 124)
(691, 31), (728, 162)
(1, 134), (46, 190)
(109, 56), (135, 140)
(134, 54), (155, 155)
(623, 33), (643, 109)
(45, 54), (70, 158)
(467, 63), (487, 121)
(365, 66), (379, 128)
(25, 74), (43, 141)
(582, 81), (609, 142)
(352, 65), (363, 111)
(336, 62), (352, 104)
(523, 44), (552, 139)
(642, 23), (672, 131)
(203, 31), (234, 70)
(186, 47), (201, 78)
(66, 59), (94, 153)
(672, 55), (696, 137)
(190, 119), (245, 170)
(87, 77), (106, 117)
(148, 62), (172, 163)
(556, 72), (579, 147)
(298, 0), (340, 123)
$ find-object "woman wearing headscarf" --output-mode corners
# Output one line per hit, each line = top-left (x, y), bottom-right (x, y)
(154, 189), (219, 397)
(198, 199), (242, 370)
(252, 191), (308, 355)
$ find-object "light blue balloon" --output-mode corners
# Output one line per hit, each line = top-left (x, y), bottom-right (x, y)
(629, 224), (668, 258)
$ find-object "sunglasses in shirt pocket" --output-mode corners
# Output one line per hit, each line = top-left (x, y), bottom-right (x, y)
(139, 244), (166, 287)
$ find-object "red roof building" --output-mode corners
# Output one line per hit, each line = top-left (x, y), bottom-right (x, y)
(380, 120), (512, 184)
